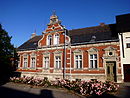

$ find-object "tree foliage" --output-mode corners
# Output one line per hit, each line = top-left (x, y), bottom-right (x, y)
(0, 24), (18, 77)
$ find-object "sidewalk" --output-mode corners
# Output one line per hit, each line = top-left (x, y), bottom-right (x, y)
(0, 82), (84, 98)
(116, 83), (130, 98)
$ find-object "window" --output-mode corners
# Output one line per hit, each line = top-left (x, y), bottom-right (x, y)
(23, 55), (28, 69)
(47, 35), (52, 45)
(126, 43), (130, 48)
(54, 34), (59, 45)
(44, 57), (49, 68)
(89, 54), (97, 68)
(75, 55), (82, 69)
(55, 56), (61, 69)
(31, 57), (36, 69)
(109, 52), (113, 56)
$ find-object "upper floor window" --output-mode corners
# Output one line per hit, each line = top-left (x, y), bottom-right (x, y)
(54, 34), (59, 45)
(75, 55), (82, 69)
(47, 35), (52, 45)
(23, 54), (28, 69)
(89, 54), (97, 68)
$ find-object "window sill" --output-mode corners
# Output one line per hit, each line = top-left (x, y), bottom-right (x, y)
(88, 68), (99, 70)
(30, 67), (36, 70)
(54, 68), (62, 70)
(74, 68), (83, 71)
(44, 68), (50, 70)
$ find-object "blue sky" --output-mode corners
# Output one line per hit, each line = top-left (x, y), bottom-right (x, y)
(0, 0), (130, 47)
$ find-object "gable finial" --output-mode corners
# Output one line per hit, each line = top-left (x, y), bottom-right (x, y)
(34, 28), (36, 34)
(52, 10), (56, 16)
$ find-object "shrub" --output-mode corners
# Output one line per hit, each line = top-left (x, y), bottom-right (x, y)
(10, 76), (119, 96)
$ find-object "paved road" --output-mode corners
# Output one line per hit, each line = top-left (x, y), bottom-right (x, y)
(1, 82), (130, 98)
(115, 83), (130, 98)
(0, 82), (83, 98)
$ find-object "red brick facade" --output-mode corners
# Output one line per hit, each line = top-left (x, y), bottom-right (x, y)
(17, 14), (123, 82)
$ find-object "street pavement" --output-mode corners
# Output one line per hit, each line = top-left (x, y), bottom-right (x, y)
(1, 82), (130, 98)
(115, 83), (130, 98)
(0, 82), (83, 98)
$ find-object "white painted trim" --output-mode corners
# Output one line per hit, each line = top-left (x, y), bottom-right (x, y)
(73, 50), (83, 69)
(22, 54), (29, 69)
(30, 53), (36, 70)
(38, 35), (44, 47)
(54, 52), (62, 69)
(88, 49), (99, 69)
(53, 33), (60, 45)
(43, 52), (50, 69)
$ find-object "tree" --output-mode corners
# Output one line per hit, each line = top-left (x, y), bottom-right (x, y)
(0, 24), (18, 82)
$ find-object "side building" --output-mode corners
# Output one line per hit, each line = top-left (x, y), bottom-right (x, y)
(117, 13), (130, 82)
(17, 13), (123, 83)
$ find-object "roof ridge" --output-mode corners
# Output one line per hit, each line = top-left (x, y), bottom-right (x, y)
(68, 23), (116, 31)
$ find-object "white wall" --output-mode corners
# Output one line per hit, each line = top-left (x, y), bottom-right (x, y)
(119, 32), (130, 80)
(119, 32), (130, 64)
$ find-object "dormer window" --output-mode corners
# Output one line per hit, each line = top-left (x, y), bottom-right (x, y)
(54, 33), (59, 45)
(47, 35), (52, 45)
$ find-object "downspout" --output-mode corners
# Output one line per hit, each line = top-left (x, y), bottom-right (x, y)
(70, 44), (72, 81)
(119, 32), (125, 82)
(119, 33), (125, 58)
(63, 27), (67, 79)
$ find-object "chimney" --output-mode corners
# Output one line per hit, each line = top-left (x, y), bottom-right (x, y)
(31, 33), (36, 38)
(99, 23), (105, 26)
(31, 29), (36, 38)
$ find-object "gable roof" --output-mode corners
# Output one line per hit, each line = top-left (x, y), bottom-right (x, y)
(18, 35), (42, 51)
(68, 24), (118, 44)
(18, 24), (118, 51)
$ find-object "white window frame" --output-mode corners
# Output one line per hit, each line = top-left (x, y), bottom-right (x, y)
(73, 49), (83, 69)
(89, 54), (98, 69)
(18, 54), (21, 68)
(23, 54), (28, 69)
(43, 51), (50, 69)
(30, 53), (36, 69)
(55, 56), (61, 69)
(54, 50), (62, 69)
(44, 56), (50, 69)
(87, 48), (98, 69)
(47, 35), (52, 45)
(54, 33), (59, 45)
(75, 54), (82, 69)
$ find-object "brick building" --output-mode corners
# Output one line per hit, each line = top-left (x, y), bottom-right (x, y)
(17, 13), (123, 83)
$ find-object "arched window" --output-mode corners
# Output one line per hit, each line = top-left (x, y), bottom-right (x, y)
(47, 35), (52, 45)
(54, 34), (59, 45)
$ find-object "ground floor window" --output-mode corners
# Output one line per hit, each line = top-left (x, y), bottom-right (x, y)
(31, 57), (36, 69)
(75, 55), (82, 69)
(89, 54), (97, 68)
(44, 57), (49, 68)
(23, 55), (28, 69)
(55, 56), (61, 69)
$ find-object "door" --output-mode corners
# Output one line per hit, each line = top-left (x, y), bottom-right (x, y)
(123, 64), (130, 82)
(106, 61), (117, 82)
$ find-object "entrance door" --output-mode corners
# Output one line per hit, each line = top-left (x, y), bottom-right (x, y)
(106, 61), (117, 82)
(123, 64), (130, 82)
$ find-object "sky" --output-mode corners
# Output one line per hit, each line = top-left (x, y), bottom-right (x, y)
(0, 0), (130, 47)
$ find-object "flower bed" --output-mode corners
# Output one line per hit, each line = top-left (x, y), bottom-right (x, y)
(10, 76), (119, 96)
